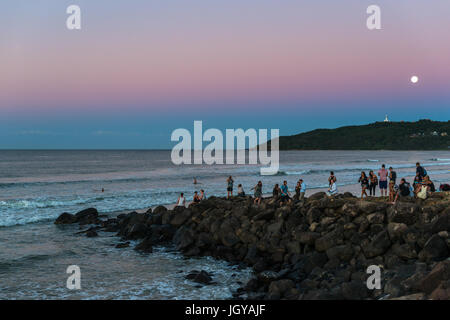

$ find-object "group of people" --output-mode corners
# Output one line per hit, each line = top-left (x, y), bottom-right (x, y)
(175, 162), (442, 208)
(220, 176), (309, 206)
(357, 162), (436, 203)
(175, 189), (206, 207)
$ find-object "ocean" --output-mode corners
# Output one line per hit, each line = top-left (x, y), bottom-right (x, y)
(1, 150), (449, 299)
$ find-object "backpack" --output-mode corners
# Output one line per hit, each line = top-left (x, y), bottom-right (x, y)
(430, 182), (435, 193)
(423, 168), (427, 177)
(417, 185), (428, 199)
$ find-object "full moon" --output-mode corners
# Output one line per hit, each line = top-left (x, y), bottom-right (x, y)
(410, 76), (419, 84)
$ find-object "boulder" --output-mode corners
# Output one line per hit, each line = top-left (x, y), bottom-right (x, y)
(420, 261), (450, 294)
(418, 234), (449, 262)
(326, 244), (354, 262)
(267, 279), (295, 299)
(54, 212), (77, 224)
(153, 205), (168, 215)
(173, 226), (195, 251)
(387, 203), (419, 225)
(170, 208), (192, 227)
(315, 228), (343, 252)
(86, 229), (98, 237)
(362, 230), (391, 258)
(134, 237), (153, 253)
(75, 208), (99, 225)
(185, 270), (213, 285)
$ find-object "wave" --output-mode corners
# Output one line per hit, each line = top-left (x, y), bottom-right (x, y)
(430, 158), (450, 161)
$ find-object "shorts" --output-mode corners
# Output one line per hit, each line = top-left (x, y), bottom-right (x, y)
(280, 195), (290, 202)
(379, 181), (387, 190)
(227, 187), (233, 192)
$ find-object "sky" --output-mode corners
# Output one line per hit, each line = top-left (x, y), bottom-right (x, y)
(1, 0), (449, 149)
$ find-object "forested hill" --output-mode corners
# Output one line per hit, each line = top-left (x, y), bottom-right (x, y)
(275, 120), (450, 150)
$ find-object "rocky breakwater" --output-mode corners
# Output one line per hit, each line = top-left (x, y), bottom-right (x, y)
(55, 192), (450, 300)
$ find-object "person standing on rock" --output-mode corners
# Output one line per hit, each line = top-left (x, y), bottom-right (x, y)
(175, 193), (186, 207)
(378, 164), (388, 198)
(280, 180), (291, 205)
(358, 171), (369, 199)
(226, 176), (234, 199)
(368, 170), (378, 196)
(294, 181), (301, 201)
(389, 167), (397, 202)
(251, 181), (263, 205)
(299, 179), (306, 201)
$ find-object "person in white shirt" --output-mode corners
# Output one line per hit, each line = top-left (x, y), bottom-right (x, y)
(327, 182), (338, 197)
(176, 193), (186, 207)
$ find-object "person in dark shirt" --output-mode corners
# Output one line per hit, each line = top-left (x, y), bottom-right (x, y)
(358, 171), (369, 199)
(272, 184), (280, 198)
(388, 167), (397, 202)
(416, 162), (427, 181)
(393, 179), (412, 204)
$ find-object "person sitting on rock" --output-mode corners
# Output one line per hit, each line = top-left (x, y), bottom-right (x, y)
(327, 181), (338, 197)
(392, 179), (412, 204)
(237, 184), (245, 197)
(251, 181), (263, 205)
(422, 175), (436, 193)
(272, 183), (280, 199)
(280, 180), (291, 205)
(199, 189), (206, 200)
(175, 193), (186, 207)
(193, 191), (201, 204)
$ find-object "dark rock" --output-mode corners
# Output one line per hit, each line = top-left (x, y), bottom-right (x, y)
(153, 205), (168, 215)
(267, 279), (295, 299)
(185, 270), (213, 285)
(86, 229), (98, 237)
(115, 242), (130, 249)
(341, 280), (369, 300)
(173, 226), (195, 250)
(135, 237), (153, 253)
(420, 261), (450, 294)
(54, 212), (77, 224)
(170, 208), (192, 227)
(326, 244), (354, 262)
(418, 234), (449, 262)
(387, 203), (419, 225)
(362, 230), (391, 258)
(75, 208), (99, 225)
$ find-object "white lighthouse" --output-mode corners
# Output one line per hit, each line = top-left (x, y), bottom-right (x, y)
(384, 114), (390, 122)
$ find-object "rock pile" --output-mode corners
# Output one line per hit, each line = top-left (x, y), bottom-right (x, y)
(55, 192), (450, 300)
